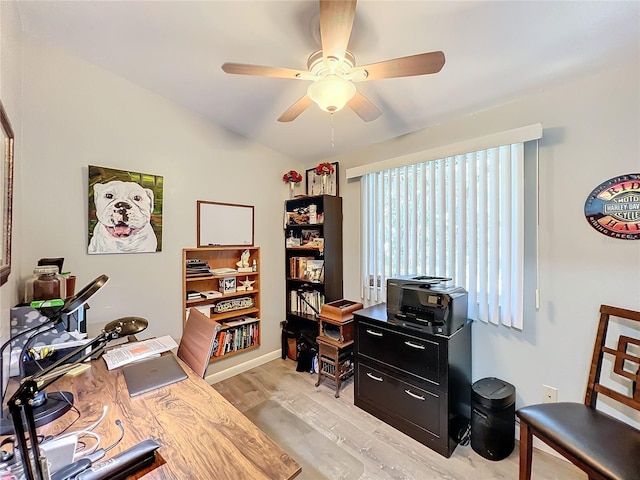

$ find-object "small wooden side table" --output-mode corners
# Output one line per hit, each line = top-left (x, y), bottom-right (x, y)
(314, 300), (363, 398)
(315, 336), (354, 398)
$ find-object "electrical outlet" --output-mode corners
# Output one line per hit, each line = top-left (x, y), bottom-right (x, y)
(542, 385), (558, 403)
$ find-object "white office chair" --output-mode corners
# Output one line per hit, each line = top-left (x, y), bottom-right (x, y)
(176, 308), (220, 378)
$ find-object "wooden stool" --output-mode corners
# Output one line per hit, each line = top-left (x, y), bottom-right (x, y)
(315, 336), (354, 398)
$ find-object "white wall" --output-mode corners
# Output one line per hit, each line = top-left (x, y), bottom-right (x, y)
(0, 0), (24, 394)
(326, 59), (640, 413)
(16, 35), (304, 374)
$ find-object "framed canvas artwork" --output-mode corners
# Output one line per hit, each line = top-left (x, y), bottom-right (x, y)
(88, 165), (164, 254)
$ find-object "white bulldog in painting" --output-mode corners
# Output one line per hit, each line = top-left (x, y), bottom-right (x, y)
(88, 180), (157, 254)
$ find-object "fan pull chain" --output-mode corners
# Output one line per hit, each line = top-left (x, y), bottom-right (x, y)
(330, 113), (335, 148)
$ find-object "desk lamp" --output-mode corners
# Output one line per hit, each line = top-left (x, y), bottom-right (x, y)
(8, 311), (148, 480)
(0, 275), (109, 435)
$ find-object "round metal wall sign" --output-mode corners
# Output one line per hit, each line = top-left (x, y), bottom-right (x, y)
(584, 173), (640, 240)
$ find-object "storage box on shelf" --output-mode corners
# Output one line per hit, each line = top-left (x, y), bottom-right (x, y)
(283, 195), (343, 359)
(182, 246), (261, 361)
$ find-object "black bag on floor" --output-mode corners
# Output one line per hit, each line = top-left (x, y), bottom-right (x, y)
(296, 333), (317, 373)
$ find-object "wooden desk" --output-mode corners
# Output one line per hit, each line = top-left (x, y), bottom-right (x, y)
(34, 354), (301, 480)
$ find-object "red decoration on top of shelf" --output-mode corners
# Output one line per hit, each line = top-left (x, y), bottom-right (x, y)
(314, 162), (335, 176)
(283, 170), (303, 183)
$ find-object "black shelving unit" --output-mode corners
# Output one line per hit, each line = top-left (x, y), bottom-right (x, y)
(282, 195), (343, 359)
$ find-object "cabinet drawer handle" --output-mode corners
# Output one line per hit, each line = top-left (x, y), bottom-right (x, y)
(366, 329), (383, 337)
(404, 389), (425, 401)
(404, 341), (425, 350)
(366, 372), (384, 382)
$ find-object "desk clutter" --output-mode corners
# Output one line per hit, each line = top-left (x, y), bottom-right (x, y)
(8, 306), (88, 377)
(3, 268), (299, 480)
(3, 351), (300, 480)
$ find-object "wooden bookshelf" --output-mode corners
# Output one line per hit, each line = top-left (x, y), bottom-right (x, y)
(182, 246), (260, 362)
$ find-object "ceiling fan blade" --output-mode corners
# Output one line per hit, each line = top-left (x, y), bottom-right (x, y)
(348, 91), (381, 122)
(222, 63), (310, 80)
(352, 51), (446, 81)
(277, 95), (314, 122)
(320, 0), (356, 63)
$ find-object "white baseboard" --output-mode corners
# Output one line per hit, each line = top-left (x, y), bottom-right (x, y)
(204, 349), (281, 384)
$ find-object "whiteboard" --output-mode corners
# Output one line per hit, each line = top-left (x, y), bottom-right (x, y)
(197, 201), (254, 247)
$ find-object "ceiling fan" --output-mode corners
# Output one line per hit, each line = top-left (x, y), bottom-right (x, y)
(221, 0), (445, 123)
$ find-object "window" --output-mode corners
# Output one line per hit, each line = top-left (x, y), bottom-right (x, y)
(361, 143), (525, 328)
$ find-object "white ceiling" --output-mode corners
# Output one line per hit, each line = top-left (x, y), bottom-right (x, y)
(16, 1), (640, 163)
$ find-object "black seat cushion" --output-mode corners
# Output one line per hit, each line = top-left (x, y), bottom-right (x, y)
(517, 402), (640, 480)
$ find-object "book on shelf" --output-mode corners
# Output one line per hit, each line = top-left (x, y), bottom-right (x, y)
(201, 290), (222, 299)
(187, 305), (212, 317)
(289, 256), (314, 279)
(290, 289), (324, 316)
(209, 267), (238, 276)
(186, 259), (212, 274)
(186, 258), (206, 265)
(186, 290), (204, 300)
(186, 261), (212, 277)
(186, 262), (209, 268)
(213, 320), (259, 356)
(222, 316), (259, 328)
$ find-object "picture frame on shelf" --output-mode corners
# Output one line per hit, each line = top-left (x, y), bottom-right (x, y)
(286, 235), (301, 248)
(301, 229), (321, 245)
(218, 276), (237, 294)
(306, 162), (339, 196)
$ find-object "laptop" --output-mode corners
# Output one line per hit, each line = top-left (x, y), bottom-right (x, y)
(123, 355), (188, 397)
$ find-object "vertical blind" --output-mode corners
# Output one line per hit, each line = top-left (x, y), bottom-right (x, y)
(361, 143), (524, 328)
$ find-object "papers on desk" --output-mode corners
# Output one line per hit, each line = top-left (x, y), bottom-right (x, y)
(102, 335), (178, 370)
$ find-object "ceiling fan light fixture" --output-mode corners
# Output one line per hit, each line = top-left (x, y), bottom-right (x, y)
(307, 74), (356, 113)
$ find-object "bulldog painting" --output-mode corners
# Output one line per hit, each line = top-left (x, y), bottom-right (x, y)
(88, 178), (160, 254)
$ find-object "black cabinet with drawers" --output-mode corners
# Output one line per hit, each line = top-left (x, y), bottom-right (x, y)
(354, 303), (472, 458)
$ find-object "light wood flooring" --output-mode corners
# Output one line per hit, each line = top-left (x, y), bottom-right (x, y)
(213, 358), (586, 480)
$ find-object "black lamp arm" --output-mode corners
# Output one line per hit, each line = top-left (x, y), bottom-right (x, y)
(7, 329), (114, 480)
(22, 329), (114, 394)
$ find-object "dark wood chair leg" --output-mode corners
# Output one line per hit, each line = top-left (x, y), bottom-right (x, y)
(519, 421), (533, 480)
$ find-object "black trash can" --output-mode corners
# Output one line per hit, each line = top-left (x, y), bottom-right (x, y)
(471, 377), (516, 461)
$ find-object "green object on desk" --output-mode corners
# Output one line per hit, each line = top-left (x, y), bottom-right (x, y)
(30, 298), (64, 308)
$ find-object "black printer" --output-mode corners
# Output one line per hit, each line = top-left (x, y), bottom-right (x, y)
(386, 275), (468, 335)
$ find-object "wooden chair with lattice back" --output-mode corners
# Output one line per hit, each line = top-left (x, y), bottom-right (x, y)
(516, 305), (640, 480)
